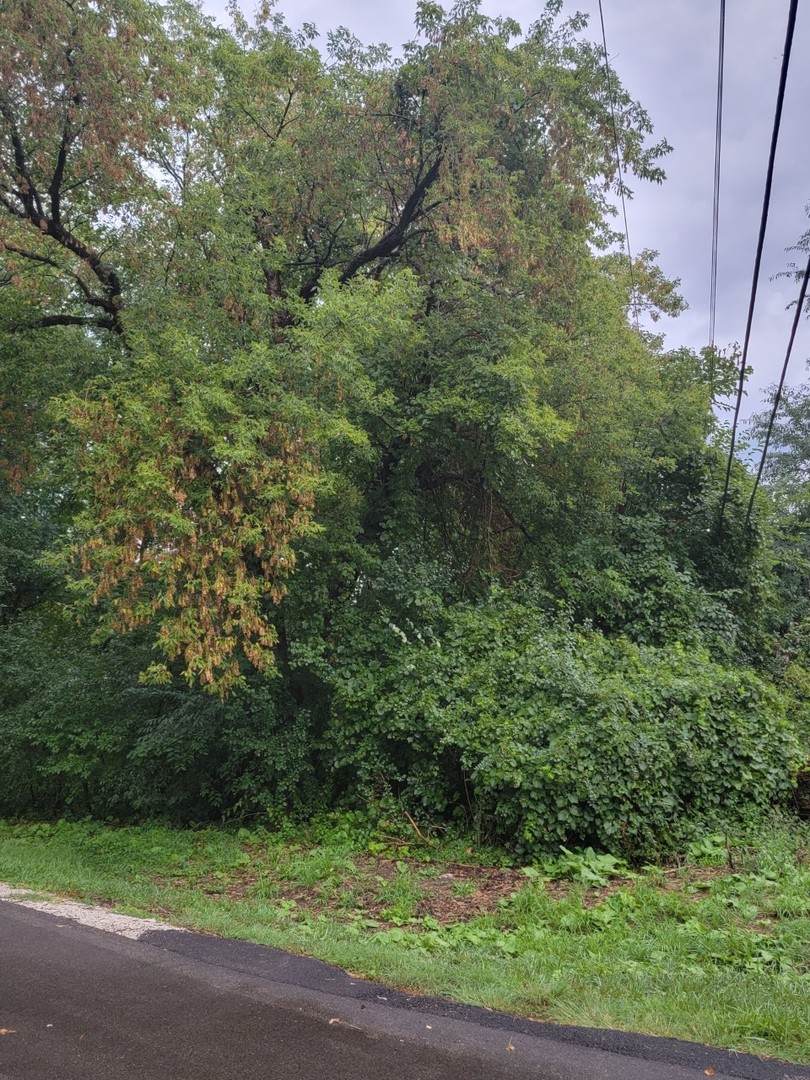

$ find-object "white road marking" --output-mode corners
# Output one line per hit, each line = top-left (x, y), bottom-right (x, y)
(0, 883), (184, 939)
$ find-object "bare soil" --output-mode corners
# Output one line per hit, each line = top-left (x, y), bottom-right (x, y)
(155, 847), (763, 929)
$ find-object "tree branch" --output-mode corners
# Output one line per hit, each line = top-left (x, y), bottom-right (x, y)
(0, 88), (124, 333)
(0, 100), (44, 222)
(338, 154), (443, 284)
(299, 152), (444, 301)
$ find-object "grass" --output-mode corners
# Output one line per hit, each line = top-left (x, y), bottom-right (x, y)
(0, 814), (809, 1064)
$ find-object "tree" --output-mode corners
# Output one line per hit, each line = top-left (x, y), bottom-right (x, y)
(1, 0), (681, 689)
(750, 382), (810, 517)
(0, 0), (213, 333)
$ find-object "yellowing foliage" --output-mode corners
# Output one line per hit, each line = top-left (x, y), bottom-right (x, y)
(64, 338), (318, 694)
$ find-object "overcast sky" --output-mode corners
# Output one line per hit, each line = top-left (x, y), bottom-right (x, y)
(201, 0), (810, 420)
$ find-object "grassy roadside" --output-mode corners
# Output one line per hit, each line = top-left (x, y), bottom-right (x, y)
(1, 813), (809, 1064)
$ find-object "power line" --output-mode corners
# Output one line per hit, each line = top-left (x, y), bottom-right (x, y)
(708, 0), (726, 350)
(597, 0), (639, 331)
(717, 0), (800, 528)
(745, 253), (810, 526)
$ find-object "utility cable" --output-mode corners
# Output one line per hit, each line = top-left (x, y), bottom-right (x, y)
(718, 0), (800, 528)
(597, 0), (639, 330)
(745, 253), (810, 526)
(708, 0), (726, 350)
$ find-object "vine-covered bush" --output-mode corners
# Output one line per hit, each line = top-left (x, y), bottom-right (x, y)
(327, 587), (805, 858)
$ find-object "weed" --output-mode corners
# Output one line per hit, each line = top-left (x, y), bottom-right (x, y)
(541, 846), (629, 887)
(374, 864), (425, 922)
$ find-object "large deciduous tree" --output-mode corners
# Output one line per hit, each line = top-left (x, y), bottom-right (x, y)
(1, 0), (686, 690)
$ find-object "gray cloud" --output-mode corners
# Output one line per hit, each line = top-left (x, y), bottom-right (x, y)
(559, 0), (810, 415)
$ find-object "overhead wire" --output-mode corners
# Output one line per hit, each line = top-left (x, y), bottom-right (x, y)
(744, 254), (810, 526)
(596, 0), (640, 330)
(717, 0), (800, 528)
(708, 0), (726, 352)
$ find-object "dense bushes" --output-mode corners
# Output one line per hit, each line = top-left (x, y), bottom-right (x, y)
(0, 580), (805, 859)
(326, 589), (805, 858)
(0, 610), (322, 821)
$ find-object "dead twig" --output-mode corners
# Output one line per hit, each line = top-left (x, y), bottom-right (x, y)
(404, 811), (436, 846)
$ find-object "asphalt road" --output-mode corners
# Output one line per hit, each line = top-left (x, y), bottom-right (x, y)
(1, 899), (808, 1080)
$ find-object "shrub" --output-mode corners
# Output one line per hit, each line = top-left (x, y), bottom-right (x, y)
(326, 588), (805, 858)
(1, 579), (803, 857)
(0, 609), (321, 821)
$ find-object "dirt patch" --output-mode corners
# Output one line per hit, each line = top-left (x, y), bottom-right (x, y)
(183, 857), (531, 925)
(193, 873), (258, 902)
(653, 864), (736, 896)
(155, 851), (648, 926)
(358, 858), (528, 924)
(152, 844), (760, 932)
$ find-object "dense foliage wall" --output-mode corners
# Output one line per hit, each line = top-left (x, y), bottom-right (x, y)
(1, 0), (808, 856)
